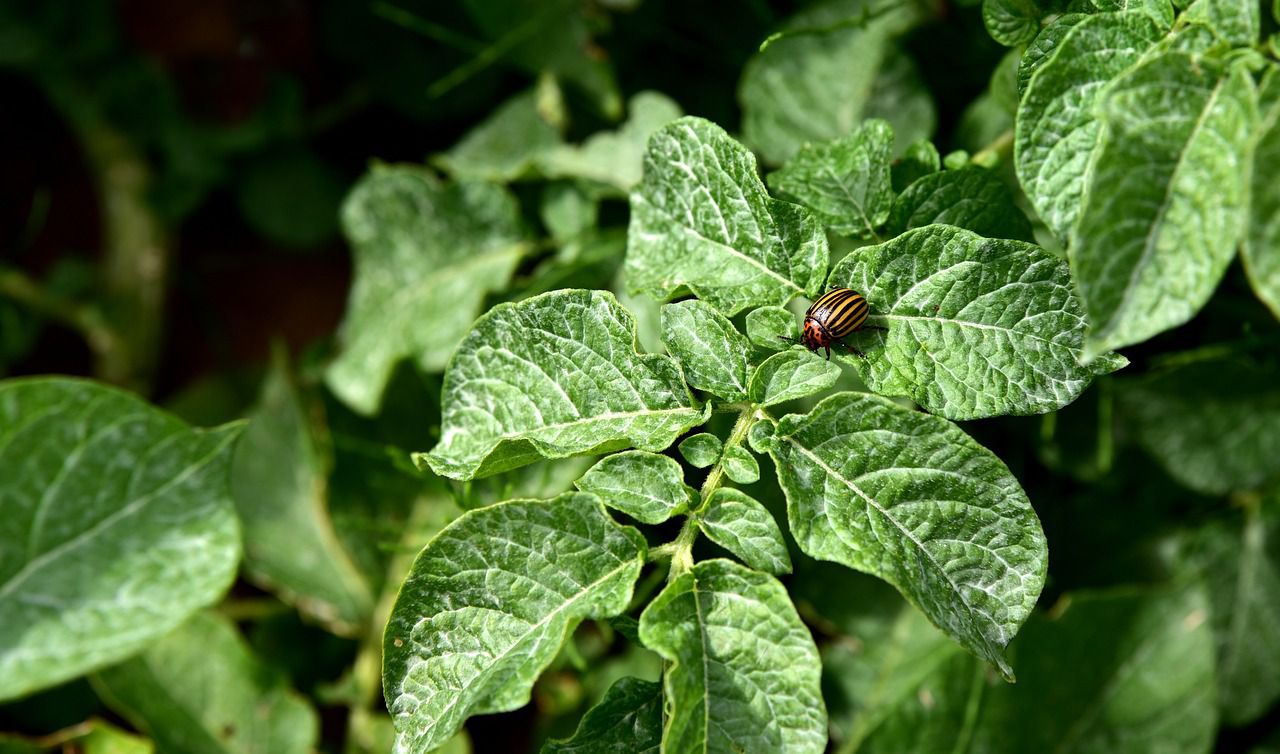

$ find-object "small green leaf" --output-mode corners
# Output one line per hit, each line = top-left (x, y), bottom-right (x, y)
(891, 139), (941, 192)
(660, 300), (752, 401)
(830, 224), (1120, 420)
(1177, 501), (1280, 725)
(433, 89), (562, 182)
(983, 0), (1043, 46)
(541, 677), (662, 754)
(1119, 359), (1280, 494)
(575, 451), (693, 524)
(231, 357), (373, 636)
(384, 494), (645, 754)
(327, 166), (527, 414)
(639, 559), (826, 754)
(748, 349), (842, 407)
(766, 120), (895, 238)
(746, 306), (799, 350)
(0, 378), (242, 702)
(767, 392), (1047, 676)
(421, 290), (707, 480)
(1016, 12), (1164, 241)
(698, 489), (792, 574)
(738, 2), (932, 165)
(678, 433), (723, 468)
(537, 91), (683, 192)
(722, 445), (760, 484)
(92, 612), (318, 754)
(1183, 0), (1260, 45)
(1245, 70), (1280, 320)
(1073, 53), (1257, 358)
(886, 166), (1034, 241)
(627, 117), (829, 315)
(540, 183), (600, 244)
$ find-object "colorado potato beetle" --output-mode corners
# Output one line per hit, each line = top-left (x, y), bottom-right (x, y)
(788, 288), (885, 359)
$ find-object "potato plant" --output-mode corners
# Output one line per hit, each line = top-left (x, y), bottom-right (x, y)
(2, 1), (1280, 753)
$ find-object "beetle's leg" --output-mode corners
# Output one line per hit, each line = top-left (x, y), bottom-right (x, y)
(824, 345), (831, 360)
(778, 335), (798, 344)
(839, 342), (867, 359)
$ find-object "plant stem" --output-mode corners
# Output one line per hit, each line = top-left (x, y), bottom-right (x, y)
(971, 128), (1014, 167)
(0, 267), (121, 356)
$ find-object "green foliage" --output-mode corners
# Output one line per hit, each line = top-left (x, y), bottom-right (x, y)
(6, 0), (1280, 751)
(0, 379), (241, 702)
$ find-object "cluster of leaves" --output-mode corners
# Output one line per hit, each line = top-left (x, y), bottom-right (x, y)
(4, 0), (1280, 753)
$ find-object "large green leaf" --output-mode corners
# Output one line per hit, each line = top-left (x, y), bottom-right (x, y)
(1072, 52), (1257, 358)
(1015, 12), (1164, 240)
(327, 166), (528, 414)
(1176, 501), (1280, 726)
(698, 489), (792, 575)
(837, 585), (1216, 754)
(1183, 0), (1260, 45)
(627, 118), (828, 314)
(1245, 70), (1280, 320)
(1119, 359), (1280, 494)
(230, 359), (372, 636)
(829, 225), (1123, 420)
(0, 379), (241, 702)
(738, 0), (931, 165)
(383, 494), (645, 753)
(541, 677), (662, 754)
(92, 612), (318, 754)
(575, 451), (693, 524)
(639, 559), (826, 754)
(885, 166), (1034, 241)
(766, 119), (895, 238)
(762, 392), (1047, 676)
(660, 299), (752, 401)
(537, 92), (683, 192)
(420, 290), (707, 480)
(433, 89), (563, 182)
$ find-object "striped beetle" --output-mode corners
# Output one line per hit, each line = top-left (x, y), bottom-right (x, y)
(786, 288), (885, 359)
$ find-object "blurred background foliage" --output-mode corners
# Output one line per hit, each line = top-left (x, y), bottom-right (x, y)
(2, 0), (1279, 753)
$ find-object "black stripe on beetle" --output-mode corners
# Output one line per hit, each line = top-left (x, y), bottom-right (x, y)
(789, 288), (885, 360)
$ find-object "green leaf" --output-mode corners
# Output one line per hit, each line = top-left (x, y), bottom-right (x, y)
(829, 225), (1123, 420)
(678, 433), (723, 469)
(74, 721), (155, 754)
(660, 300), (752, 401)
(1017, 13), (1086, 96)
(1072, 53), (1257, 358)
(0, 378), (241, 702)
(748, 349), (842, 407)
(1084, 0), (1175, 27)
(433, 89), (562, 182)
(626, 117), (829, 314)
(235, 148), (344, 248)
(541, 677), (662, 754)
(1183, 0), (1260, 45)
(92, 612), (318, 754)
(698, 489), (792, 574)
(231, 358), (372, 636)
(738, 0), (931, 165)
(891, 139), (941, 192)
(1245, 70), (1280, 320)
(1016, 12), (1164, 241)
(575, 451), (693, 524)
(745, 305), (799, 350)
(1119, 359), (1280, 494)
(639, 559), (826, 754)
(537, 92), (683, 192)
(766, 119), (895, 238)
(840, 585), (1216, 754)
(327, 166), (528, 414)
(766, 392), (1047, 676)
(722, 445), (761, 484)
(384, 494), (645, 754)
(420, 290), (707, 480)
(886, 166), (1035, 241)
(983, 0), (1044, 46)
(1177, 501), (1280, 725)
